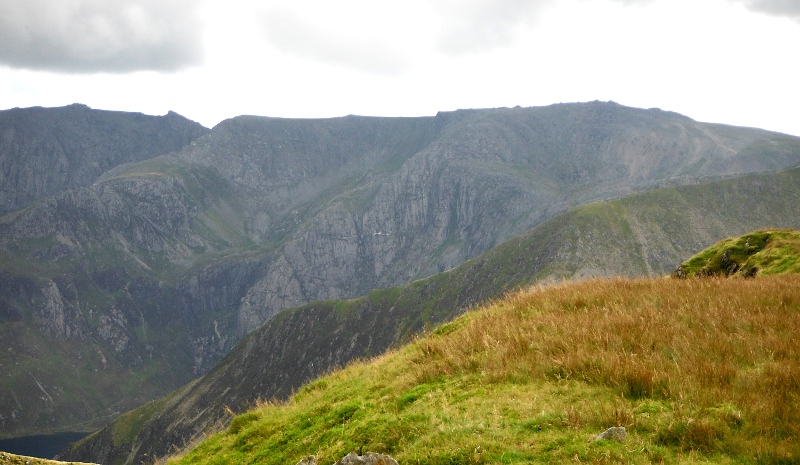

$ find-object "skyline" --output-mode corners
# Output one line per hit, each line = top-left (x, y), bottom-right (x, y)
(1, 0), (799, 136)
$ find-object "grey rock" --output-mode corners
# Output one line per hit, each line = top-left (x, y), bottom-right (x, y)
(296, 455), (317, 465)
(334, 452), (399, 465)
(589, 426), (627, 443)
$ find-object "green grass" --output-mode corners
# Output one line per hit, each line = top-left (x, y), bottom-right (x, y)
(675, 229), (800, 278)
(168, 276), (800, 464)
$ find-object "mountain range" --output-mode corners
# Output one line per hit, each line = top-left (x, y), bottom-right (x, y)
(2, 101), (800, 450)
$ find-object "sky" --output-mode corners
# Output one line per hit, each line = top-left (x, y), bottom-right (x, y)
(0, 0), (799, 136)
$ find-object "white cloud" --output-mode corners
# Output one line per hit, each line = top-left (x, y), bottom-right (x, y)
(259, 6), (412, 76)
(431, 0), (558, 54)
(0, 0), (205, 73)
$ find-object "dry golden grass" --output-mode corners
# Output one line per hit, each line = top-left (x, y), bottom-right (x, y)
(412, 276), (800, 457)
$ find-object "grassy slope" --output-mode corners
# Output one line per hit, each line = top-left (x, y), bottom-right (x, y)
(171, 276), (800, 464)
(675, 229), (800, 278)
(71, 166), (800, 465)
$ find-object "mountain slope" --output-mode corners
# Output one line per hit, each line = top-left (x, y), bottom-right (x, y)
(166, 276), (800, 463)
(5, 101), (800, 439)
(60, 166), (800, 464)
(0, 104), (208, 215)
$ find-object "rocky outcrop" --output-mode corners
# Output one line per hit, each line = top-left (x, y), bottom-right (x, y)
(673, 229), (800, 278)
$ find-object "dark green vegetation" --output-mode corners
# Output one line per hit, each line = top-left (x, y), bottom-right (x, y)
(61, 166), (800, 465)
(170, 276), (800, 464)
(674, 229), (800, 278)
(5, 101), (800, 443)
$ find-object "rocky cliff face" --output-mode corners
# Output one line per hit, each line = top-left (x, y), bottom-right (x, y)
(0, 104), (208, 215)
(190, 102), (800, 335)
(59, 166), (800, 465)
(4, 101), (800, 439)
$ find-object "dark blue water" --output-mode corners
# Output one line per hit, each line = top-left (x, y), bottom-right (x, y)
(0, 432), (89, 459)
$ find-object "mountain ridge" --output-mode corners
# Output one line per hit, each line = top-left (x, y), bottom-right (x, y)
(0, 104), (208, 215)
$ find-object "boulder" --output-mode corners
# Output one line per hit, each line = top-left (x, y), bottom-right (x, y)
(589, 426), (627, 443)
(334, 452), (399, 465)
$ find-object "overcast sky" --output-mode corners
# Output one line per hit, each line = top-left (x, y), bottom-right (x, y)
(1, 0), (798, 136)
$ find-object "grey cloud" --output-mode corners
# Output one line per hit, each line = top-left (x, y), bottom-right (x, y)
(260, 8), (410, 76)
(736, 0), (800, 21)
(614, 0), (800, 21)
(0, 0), (204, 73)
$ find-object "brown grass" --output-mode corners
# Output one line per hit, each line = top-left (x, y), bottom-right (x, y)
(410, 276), (800, 457)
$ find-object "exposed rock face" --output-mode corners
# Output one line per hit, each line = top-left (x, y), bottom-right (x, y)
(172, 103), (800, 336)
(0, 103), (208, 214)
(38, 280), (78, 339)
(5, 101), (800, 440)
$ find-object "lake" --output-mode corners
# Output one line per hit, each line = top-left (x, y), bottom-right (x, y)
(0, 432), (89, 459)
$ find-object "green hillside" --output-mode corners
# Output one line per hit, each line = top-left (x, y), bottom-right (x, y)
(169, 276), (800, 464)
(674, 229), (800, 278)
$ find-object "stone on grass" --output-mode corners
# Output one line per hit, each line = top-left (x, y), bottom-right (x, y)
(589, 426), (627, 443)
(296, 455), (317, 465)
(334, 451), (400, 465)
